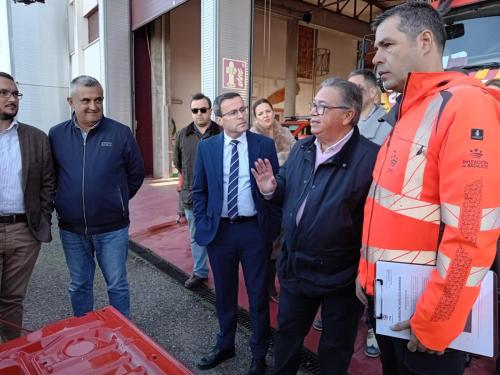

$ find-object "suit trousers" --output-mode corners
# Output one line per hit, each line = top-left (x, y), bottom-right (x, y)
(207, 217), (271, 361)
(367, 299), (466, 375)
(273, 282), (363, 375)
(0, 222), (40, 341)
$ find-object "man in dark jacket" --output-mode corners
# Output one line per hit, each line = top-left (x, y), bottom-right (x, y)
(49, 75), (144, 318)
(0, 72), (55, 341)
(252, 78), (379, 374)
(174, 93), (220, 288)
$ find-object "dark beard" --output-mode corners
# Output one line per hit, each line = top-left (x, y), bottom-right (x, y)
(0, 112), (16, 121)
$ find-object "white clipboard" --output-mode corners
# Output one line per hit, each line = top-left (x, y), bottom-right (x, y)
(374, 261), (497, 357)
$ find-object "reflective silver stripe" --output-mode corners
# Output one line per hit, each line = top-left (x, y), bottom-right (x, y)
(440, 202), (460, 228)
(436, 252), (489, 287)
(362, 245), (437, 265)
(435, 250), (450, 279)
(467, 267), (489, 287)
(369, 184), (441, 224)
(440, 205), (500, 231)
(370, 183), (500, 232)
(481, 208), (500, 231)
(402, 95), (443, 199)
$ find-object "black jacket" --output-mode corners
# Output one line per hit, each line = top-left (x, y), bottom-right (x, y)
(174, 121), (220, 208)
(272, 127), (379, 296)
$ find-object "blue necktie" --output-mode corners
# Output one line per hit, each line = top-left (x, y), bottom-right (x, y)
(227, 140), (239, 219)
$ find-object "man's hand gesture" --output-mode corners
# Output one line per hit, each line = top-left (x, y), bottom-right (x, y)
(251, 158), (277, 195)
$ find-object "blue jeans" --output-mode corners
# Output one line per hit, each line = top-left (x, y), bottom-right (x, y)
(184, 208), (209, 278)
(59, 226), (130, 317)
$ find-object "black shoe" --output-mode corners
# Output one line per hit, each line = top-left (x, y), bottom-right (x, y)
(197, 347), (236, 370)
(184, 274), (208, 289)
(247, 358), (266, 375)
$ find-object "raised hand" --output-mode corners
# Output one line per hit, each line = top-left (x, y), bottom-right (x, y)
(251, 158), (277, 195)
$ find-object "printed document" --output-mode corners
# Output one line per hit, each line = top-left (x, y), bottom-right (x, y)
(375, 261), (496, 357)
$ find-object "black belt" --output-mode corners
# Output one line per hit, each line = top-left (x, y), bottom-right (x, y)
(220, 215), (256, 224)
(0, 214), (27, 224)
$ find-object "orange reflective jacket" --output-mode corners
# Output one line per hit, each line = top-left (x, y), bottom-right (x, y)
(357, 71), (500, 351)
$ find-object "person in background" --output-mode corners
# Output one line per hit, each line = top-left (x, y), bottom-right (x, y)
(348, 68), (392, 146)
(0, 72), (55, 342)
(49, 75), (145, 318)
(349, 68), (394, 358)
(251, 98), (295, 302)
(174, 93), (220, 288)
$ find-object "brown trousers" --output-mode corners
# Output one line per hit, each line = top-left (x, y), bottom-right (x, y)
(0, 222), (40, 341)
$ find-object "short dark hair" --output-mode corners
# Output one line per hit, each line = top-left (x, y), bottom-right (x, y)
(485, 79), (500, 90)
(348, 69), (378, 88)
(252, 98), (274, 117)
(372, 2), (446, 53)
(0, 72), (15, 82)
(213, 92), (242, 117)
(320, 77), (362, 126)
(70, 75), (102, 95)
(191, 93), (212, 108)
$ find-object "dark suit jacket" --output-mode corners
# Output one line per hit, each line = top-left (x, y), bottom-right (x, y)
(192, 131), (281, 246)
(18, 123), (55, 242)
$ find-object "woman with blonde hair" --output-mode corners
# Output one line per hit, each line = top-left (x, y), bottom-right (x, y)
(251, 98), (295, 302)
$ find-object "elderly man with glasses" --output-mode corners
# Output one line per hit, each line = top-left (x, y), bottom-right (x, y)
(192, 92), (281, 375)
(174, 93), (220, 289)
(252, 78), (379, 374)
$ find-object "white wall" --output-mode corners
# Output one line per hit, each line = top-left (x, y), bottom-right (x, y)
(170, 0), (201, 130)
(0, 0), (11, 73)
(252, 11), (359, 117)
(83, 41), (101, 83)
(82, 0), (97, 15)
(318, 28), (358, 79)
(8, 0), (70, 133)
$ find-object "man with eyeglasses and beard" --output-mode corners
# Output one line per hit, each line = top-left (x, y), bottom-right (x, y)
(174, 93), (220, 289)
(0, 72), (55, 342)
(192, 92), (281, 375)
(252, 78), (379, 374)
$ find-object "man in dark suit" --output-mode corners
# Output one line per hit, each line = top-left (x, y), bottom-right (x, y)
(252, 78), (378, 374)
(0, 72), (55, 342)
(192, 92), (280, 375)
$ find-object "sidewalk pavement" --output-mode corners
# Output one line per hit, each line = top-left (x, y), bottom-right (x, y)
(129, 178), (495, 375)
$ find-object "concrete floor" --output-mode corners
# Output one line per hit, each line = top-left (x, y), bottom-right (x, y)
(20, 226), (301, 374)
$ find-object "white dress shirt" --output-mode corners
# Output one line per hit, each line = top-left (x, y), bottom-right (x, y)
(0, 120), (25, 214)
(221, 132), (256, 217)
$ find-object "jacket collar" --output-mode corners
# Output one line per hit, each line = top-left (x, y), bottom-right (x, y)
(185, 120), (220, 137)
(400, 71), (484, 117)
(301, 126), (360, 168)
(381, 95), (401, 127)
(72, 112), (103, 132)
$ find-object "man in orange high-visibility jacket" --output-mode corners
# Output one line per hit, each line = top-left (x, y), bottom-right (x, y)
(356, 3), (500, 375)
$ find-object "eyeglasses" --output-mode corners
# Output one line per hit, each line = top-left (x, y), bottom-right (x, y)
(309, 102), (349, 115)
(221, 106), (248, 118)
(0, 90), (23, 100)
(191, 107), (209, 114)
